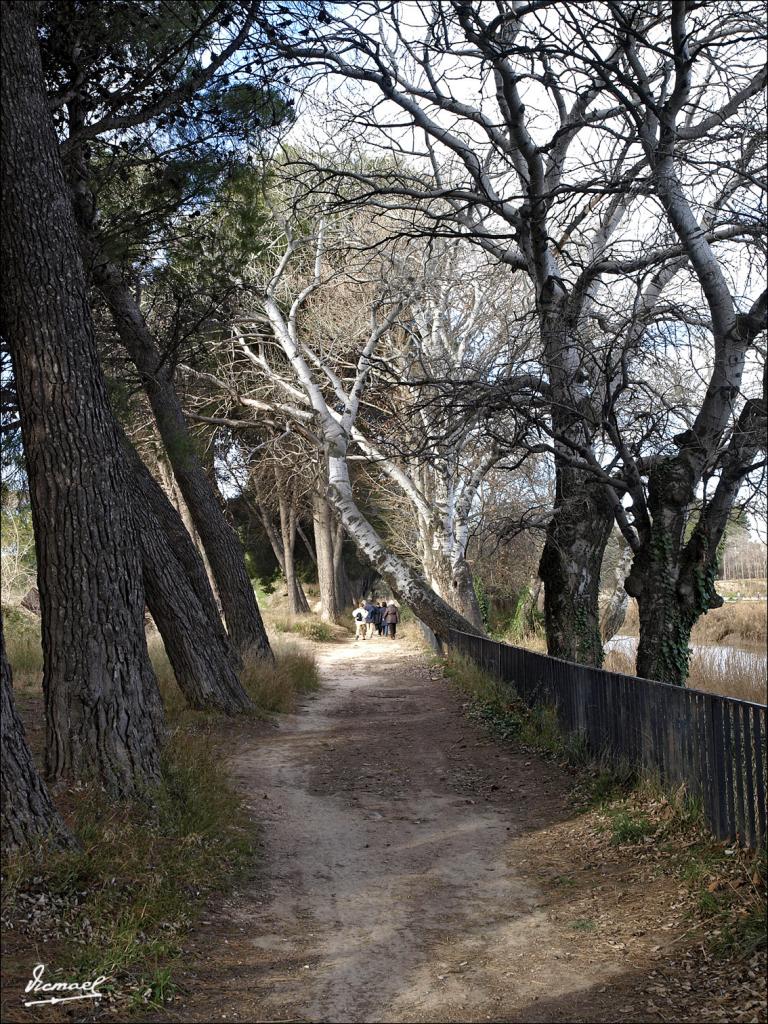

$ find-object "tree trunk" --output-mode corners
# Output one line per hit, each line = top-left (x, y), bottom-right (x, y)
(327, 455), (483, 640)
(157, 455), (222, 614)
(1, 1), (164, 796)
(626, 373), (767, 685)
(625, 459), (708, 685)
(332, 521), (355, 611)
(297, 522), (317, 568)
(313, 487), (341, 623)
(539, 470), (614, 666)
(126, 444), (254, 713)
(82, 250), (271, 662)
(425, 541), (484, 630)
(277, 486), (309, 615)
(448, 555), (484, 629)
(600, 544), (633, 643)
(256, 499), (310, 614)
(1, 617), (73, 854)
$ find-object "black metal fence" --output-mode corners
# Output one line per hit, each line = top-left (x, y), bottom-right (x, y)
(446, 629), (767, 848)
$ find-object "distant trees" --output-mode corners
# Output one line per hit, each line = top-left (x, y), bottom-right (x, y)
(185, 202), (486, 638)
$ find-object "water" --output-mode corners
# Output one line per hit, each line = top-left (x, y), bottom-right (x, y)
(606, 635), (767, 703)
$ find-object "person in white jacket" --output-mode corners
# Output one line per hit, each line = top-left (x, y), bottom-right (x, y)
(352, 600), (367, 639)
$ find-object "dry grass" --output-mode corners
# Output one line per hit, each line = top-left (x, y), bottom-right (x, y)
(691, 601), (766, 647)
(512, 630), (548, 653)
(1, 606), (319, 1011)
(240, 639), (320, 713)
(621, 598), (766, 648)
(604, 645), (767, 704)
(717, 578), (767, 601)
(268, 613), (350, 644)
(1, 604), (42, 690)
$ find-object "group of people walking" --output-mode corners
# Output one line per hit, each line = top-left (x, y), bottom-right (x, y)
(353, 599), (400, 640)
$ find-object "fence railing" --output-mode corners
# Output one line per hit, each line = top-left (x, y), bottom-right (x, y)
(446, 629), (767, 848)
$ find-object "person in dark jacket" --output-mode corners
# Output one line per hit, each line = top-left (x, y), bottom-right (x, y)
(383, 601), (400, 638)
(376, 600), (387, 636)
(364, 599), (377, 640)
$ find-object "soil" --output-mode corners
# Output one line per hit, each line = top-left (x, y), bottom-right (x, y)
(135, 634), (755, 1024)
(4, 634), (763, 1024)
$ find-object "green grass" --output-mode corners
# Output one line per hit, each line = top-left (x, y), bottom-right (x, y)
(443, 651), (568, 754)
(606, 809), (655, 845)
(570, 917), (597, 932)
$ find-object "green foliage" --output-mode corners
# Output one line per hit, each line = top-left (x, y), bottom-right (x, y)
(570, 918), (597, 932)
(443, 652), (570, 755)
(131, 966), (177, 1010)
(606, 809), (654, 845)
(473, 577), (490, 630)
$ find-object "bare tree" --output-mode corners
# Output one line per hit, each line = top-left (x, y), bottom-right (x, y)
(266, 1), (765, 675)
(593, 2), (767, 682)
(187, 210), (485, 639)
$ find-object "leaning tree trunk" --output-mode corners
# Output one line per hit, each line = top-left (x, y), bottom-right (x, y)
(0, 1), (164, 795)
(425, 541), (484, 630)
(157, 455), (222, 614)
(1, 618), (73, 854)
(81, 250), (270, 662)
(327, 455), (483, 641)
(313, 486), (341, 623)
(127, 444), (254, 713)
(539, 460), (614, 667)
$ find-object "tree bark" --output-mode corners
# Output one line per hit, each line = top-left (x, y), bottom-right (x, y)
(313, 486), (341, 623)
(81, 250), (271, 662)
(332, 520), (355, 611)
(424, 542), (484, 630)
(539, 470), (614, 666)
(600, 544), (633, 643)
(1, 1), (165, 796)
(125, 444), (254, 712)
(1, 617), (73, 854)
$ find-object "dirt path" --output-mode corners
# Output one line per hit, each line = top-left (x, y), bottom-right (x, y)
(149, 636), (697, 1024)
